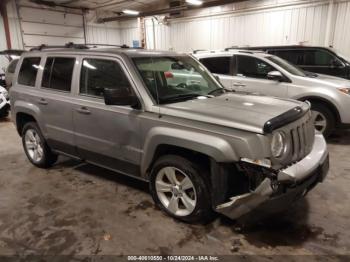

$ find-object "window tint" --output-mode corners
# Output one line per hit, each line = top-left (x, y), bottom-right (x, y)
(42, 57), (75, 92)
(200, 57), (231, 75)
(271, 49), (338, 66)
(18, 57), (41, 86)
(80, 59), (131, 97)
(236, 55), (275, 79)
(7, 59), (19, 73)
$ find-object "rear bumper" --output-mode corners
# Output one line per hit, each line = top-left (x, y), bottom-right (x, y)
(216, 133), (329, 220)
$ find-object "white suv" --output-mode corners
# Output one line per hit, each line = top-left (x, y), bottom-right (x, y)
(193, 50), (350, 137)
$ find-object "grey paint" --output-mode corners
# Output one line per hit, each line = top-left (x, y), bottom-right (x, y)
(10, 48), (329, 219)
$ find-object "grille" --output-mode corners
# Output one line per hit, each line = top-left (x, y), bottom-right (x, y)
(289, 115), (315, 162)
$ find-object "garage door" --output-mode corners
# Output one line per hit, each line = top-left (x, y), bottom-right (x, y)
(19, 6), (85, 49)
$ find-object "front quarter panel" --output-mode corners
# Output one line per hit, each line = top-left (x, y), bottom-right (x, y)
(140, 115), (272, 177)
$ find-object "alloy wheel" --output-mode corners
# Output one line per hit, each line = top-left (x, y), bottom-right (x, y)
(155, 166), (197, 216)
(24, 129), (44, 163)
(311, 110), (327, 133)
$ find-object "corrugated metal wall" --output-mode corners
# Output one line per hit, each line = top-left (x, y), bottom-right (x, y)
(141, 0), (350, 56)
(144, 0), (333, 52)
(333, 1), (350, 57)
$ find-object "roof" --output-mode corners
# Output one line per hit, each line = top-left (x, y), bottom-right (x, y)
(193, 49), (271, 59)
(26, 46), (185, 58)
(237, 45), (332, 51)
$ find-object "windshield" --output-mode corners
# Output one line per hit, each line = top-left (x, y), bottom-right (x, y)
(132, 56), (223, 104)
(267, 56), (307, 77)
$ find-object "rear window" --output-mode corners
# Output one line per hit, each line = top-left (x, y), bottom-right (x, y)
(200, 57), (231, 75)
(42, 57), (75, 92)
(18, 57), (41, 86)
(7, 59), (19, 73)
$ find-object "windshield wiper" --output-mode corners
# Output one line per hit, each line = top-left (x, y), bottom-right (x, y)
(159, 93), (200, 104)
(208, 87), (235, 96)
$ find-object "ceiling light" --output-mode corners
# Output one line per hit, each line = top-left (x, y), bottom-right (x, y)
(123, 9), (140, 15)
(185, 0), (203, 6)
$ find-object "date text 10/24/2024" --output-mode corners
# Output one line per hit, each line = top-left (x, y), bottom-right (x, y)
(127, 256), (220, 261)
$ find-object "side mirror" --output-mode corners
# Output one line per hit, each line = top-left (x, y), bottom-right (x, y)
(214, 75), (221, 82)
(103, 88), (139, 108)
(267, 71), (284, 81)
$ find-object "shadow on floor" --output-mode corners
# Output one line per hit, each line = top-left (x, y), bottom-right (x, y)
(327, 129), (350, 145)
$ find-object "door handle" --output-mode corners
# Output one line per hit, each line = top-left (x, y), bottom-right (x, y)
(233, 82), (246, 87)
(38, 98), (48, 105)
(76, 107), (91, 115)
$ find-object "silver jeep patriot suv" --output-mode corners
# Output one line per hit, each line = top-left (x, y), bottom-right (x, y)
(10, 44), (329, 223)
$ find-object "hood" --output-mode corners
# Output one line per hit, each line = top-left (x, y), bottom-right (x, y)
(302, 73), (350, 88)
(160, 93), (307, 134)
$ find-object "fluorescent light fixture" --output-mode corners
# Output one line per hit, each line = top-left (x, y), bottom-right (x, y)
(123, 9), (140, 15)
(185, 0), (203, 6)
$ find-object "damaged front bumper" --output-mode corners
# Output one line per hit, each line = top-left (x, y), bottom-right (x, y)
(216, 133), (329, 220)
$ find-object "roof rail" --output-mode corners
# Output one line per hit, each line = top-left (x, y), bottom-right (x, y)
(30, 42), (137, 51)
(30, 42), (89, 51)
(193, 49), (208, 54)
(85, 43), (132, 48)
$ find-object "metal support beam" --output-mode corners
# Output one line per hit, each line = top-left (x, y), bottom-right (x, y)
(0, 0), (12, 49)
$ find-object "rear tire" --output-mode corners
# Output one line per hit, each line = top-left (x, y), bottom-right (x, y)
(310, 103), (335, 138)
(22, 122), (58, 168)
(149, 155), (213, 223)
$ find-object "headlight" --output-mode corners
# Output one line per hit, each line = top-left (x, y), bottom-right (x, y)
(271, 131), (286, 158)
(338, 88), (350, 95)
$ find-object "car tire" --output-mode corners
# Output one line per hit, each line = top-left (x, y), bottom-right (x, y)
(149, 155), (213, 223)
(310, 103), (335, 138)
(22, 122), (58, 168)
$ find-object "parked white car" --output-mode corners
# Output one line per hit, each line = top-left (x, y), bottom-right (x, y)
(194, 50), (350, 137)
(0, 85), (10, 118)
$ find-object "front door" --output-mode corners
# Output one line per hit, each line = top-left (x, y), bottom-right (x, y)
(73, 57), (142, 177)
(231, 55), (289, 97)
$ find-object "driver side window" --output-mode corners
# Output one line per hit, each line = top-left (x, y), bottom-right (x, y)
(80, 58), (131, 98)
(235, 55), (275, 79)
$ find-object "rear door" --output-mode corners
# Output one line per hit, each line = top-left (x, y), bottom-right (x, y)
(37, 55), (77, 155)
(72, 56), (142, 176)
(270, 49), (347, 78)
(232, 55), (288, 97)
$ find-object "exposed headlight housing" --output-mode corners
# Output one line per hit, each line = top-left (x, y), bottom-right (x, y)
(338, 88), (350, 95)
(271, 131), (286, 158)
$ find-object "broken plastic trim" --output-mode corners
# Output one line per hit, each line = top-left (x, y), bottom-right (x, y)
(241, 157), (272, 168)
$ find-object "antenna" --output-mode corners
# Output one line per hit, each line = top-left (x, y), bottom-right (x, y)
(151, 57), (162, 118)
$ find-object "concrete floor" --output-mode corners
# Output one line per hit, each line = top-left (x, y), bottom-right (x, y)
(0, 116), (350, 258)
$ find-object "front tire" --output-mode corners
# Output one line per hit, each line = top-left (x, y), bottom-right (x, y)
(310, 103), (335, 138)
(22, 122), (58, 168)
(149, 155), (213, 223)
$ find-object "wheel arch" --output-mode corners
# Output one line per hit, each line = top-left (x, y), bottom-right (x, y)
(297, 96), (341, 124)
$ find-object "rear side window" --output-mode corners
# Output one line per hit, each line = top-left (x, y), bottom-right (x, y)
(235, 55), (275, 79)
(42, 57), (75, 92)
(7, 59), (19, 73)
(200, 57), (231, 75)
(18, 57), (41, 86)
(271, 49), (338, 66)
(80, 58), (131, 98)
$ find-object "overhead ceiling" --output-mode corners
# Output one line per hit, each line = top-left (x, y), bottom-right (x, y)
(27, 0), (247, 22)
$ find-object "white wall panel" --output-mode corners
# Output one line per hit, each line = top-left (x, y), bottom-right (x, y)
(333, 1), (350, 57)
(161, 1), (331, 52)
